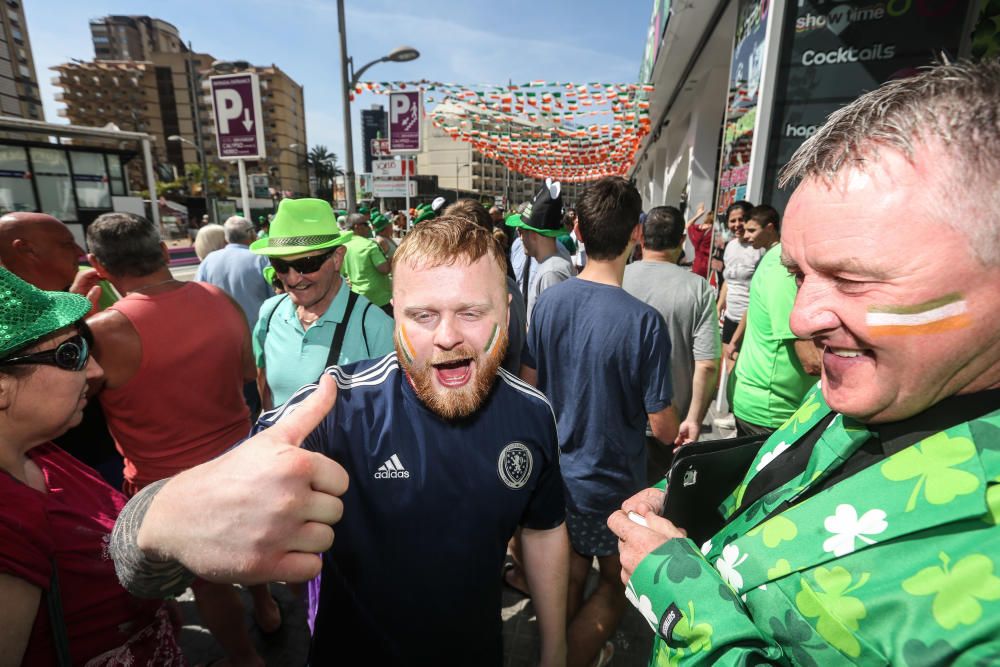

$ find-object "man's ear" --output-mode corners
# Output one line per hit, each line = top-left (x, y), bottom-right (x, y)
(159, 241), (170, 264)
(10, 237), (32, 257)
(0, 373), (17, 411)
(88, 253), (110, 279)
(631, 223), (643, 244)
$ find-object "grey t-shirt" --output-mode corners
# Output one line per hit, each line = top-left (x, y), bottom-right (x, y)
(623, 260), (721, 420)
(722, 239), (766, 322)
(527, 254), (575, 319)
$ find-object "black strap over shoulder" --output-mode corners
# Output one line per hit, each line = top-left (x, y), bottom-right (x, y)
(326, 290), (360, 368)
(47, 558), (72, 666)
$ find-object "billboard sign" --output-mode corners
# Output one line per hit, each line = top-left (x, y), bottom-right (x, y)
(388, 91), (422, 153)
(210, 72), (266, 160)
(372, 179), (417, 198)
(372, 158), (415, 178)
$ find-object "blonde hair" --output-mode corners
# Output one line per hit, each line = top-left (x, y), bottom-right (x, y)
(392, 215), (507, 283)
(194, 224), (226, 260)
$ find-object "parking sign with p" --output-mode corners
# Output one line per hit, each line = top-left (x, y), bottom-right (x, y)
(388, 91), (421, 153)
(210, 72), (266, 160)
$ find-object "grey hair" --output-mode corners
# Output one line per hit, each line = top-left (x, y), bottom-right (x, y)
(778, 58), (1000, 267)
(87, 212), (166, 277)
(223, 216), (254, 244)
(779, 58), (1000, 266)
(346, 213), (368, 228)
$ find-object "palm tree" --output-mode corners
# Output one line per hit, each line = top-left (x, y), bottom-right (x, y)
(308, 145), (343, 200)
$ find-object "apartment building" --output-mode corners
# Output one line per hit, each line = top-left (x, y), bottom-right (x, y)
(52, 15), (308, 197)
(0, 0), (42, 121)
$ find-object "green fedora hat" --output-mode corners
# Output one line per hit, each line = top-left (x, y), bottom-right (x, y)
(0, 268), (91, 359)
(250, 198), (352, 257)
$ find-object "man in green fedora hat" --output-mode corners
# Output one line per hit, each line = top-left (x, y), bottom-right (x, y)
(512, 180), (576, 319)
(250, 198), (394, 410)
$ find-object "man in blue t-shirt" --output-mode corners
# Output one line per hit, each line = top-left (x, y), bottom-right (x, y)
(522, 176), (679, 667)
(109, 217), (569, 667)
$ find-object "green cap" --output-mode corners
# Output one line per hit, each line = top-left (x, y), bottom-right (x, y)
(371, 212), (389, 232)
(0, 268), (91, 359)
(249, 198), (352, 257)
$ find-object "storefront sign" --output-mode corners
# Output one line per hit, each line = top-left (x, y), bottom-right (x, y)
(715, 0), (769, 216)
(759, 0), (973, 212)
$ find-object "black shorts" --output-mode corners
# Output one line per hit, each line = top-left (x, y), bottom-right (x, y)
(721, 316), (739, 344)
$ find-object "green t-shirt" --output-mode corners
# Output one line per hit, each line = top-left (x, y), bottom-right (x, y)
(732, 244), (814, 428)
(340, 236), (392, 306)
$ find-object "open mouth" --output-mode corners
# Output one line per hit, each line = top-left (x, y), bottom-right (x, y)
(433, 358), (473, 387)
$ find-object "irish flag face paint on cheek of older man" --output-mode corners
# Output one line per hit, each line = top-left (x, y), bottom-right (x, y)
(866, 293), (970, 337)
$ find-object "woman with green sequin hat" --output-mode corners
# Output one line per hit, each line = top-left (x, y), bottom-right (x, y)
(0, 267), (186, 664)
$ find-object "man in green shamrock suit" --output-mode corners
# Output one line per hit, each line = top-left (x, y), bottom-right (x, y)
(610, 60), (1000, 665)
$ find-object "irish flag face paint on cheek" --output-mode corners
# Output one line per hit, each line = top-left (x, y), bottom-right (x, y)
(866, 293), (970, 337)
(483, 323), (500, 356)
(397, 325), (416, 364)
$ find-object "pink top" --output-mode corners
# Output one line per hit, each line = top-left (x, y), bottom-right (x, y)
(0, 443), (184, 665)
(101, 282), (250, 488)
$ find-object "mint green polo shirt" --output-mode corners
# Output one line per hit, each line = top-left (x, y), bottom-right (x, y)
(253, 281), (394, 406)
(341, 236), (392, 306)
(732, 244), (815, 429)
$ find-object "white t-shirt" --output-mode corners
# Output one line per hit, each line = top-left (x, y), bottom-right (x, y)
(722, 239), (766, 321)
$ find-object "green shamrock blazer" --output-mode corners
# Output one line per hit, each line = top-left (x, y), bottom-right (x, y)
(628, 384), (1000, 665)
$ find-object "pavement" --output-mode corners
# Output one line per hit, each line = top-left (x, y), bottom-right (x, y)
(177, 408), (738, 667)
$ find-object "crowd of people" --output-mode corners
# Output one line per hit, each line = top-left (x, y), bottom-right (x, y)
(0, 59), (996, 667)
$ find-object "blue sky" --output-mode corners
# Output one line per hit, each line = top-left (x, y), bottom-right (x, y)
(27, 0), (653, 172)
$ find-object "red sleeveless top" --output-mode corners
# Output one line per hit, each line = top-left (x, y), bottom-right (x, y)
(101, 282), (250, 488)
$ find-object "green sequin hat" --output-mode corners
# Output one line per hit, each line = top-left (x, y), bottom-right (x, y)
(249, 198), (352, 257)
(0, 268), (91, 359)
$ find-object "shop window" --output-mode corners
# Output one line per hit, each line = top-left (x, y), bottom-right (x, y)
(29, 147), (75, 221)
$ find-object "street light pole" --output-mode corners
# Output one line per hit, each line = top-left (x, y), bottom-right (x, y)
(336, 0), (357, 213)
(185, 42), (212, 221)
(455, 159), (470, 200)
(336, 0), (419, 213)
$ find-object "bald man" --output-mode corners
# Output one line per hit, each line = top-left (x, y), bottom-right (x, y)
(0, 212), (101, 303)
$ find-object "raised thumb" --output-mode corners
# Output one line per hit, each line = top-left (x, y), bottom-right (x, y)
(267, 373), (338, 447)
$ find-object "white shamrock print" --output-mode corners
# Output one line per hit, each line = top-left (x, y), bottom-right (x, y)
(715, 544), (749, 591)
(755, 442), (791, 471)
(822, 503), (888, 557)
(700, 540), (713, 556)
(625, 580), (657, 631)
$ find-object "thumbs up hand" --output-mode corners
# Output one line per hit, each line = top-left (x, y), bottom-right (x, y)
(135, 374), (349, 584)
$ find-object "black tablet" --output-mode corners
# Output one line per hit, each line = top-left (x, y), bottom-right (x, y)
(659, 434), (768, 545)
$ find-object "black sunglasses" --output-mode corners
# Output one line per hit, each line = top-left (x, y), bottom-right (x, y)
(0, 333), (90, 372)
(270, 250), (336, 275)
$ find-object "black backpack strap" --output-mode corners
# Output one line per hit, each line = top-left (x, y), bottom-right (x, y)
(257, 293), (290, 370)
(47, 558), (72, 666)
(326, 290), (360, 369)
(361, 302), (373, 356)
